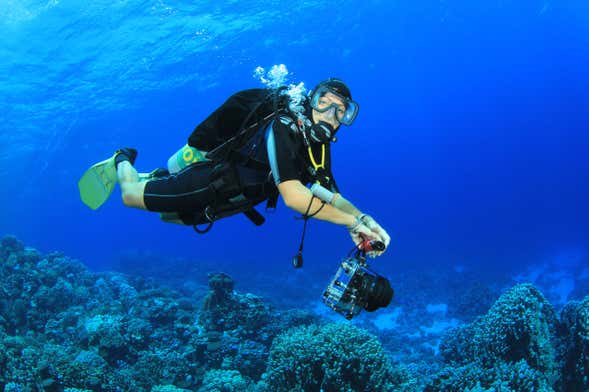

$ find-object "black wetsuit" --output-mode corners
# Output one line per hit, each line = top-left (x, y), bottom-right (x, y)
(263, 115), (339, 192)
(142, 113), (339, 221)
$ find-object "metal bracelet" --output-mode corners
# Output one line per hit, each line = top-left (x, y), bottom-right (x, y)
(358, 214), (374, 225)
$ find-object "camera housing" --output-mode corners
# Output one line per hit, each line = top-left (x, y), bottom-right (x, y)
(322, 241), (394, 319)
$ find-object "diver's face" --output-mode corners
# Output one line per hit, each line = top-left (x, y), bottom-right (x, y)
(311, 91), (346, 130)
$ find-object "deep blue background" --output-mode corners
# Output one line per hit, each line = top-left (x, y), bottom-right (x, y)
(1, 1), (587, 281)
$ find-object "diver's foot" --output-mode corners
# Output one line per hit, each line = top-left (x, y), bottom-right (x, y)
(114, 147), (138, 169)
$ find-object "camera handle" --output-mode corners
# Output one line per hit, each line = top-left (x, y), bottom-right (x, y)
(351, 239), (386, 260)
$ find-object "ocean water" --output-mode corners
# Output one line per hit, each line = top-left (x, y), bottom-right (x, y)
(1, 0), (589, 390)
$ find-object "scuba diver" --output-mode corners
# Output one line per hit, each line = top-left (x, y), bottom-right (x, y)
(79, 78), (391, 257)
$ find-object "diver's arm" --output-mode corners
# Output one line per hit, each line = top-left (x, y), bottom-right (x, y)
(279, 180), (362, 228)
(332, 193), (362, 217)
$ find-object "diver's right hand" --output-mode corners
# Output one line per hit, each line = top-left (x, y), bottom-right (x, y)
(360, 215), (390, 257)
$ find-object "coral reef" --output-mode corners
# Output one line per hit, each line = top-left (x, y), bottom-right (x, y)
(429, 284), (561, 390)
(199, 272), (271, 336)
(263, 323), (411, 391)
(441, 284), (558, 370)
(559, 296), (589, 390)
(0, 235), (205, 390)
(1, 235), (588, 391)
(424, 359), (553, 392)
(0, 236), (318, 391)
(199, 369), (252, 391)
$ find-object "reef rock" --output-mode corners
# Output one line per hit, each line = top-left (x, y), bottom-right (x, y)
(429, 284), (559, 390)
(560, 295), (589, 390)
(262, 322), (410, 391)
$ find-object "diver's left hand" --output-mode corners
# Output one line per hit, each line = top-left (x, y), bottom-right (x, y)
(361, 215), (391, 257)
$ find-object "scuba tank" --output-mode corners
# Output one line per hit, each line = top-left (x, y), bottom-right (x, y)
(167, 144), (209, 174)
(158, 144), (209, 226)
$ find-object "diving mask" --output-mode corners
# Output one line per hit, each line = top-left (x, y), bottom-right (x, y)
(310, 85), (359, 126)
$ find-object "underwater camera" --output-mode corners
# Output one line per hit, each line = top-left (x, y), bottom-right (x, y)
(322, 240), (394, 320)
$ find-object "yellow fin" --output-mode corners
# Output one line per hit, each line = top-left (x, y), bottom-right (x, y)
(78, 154), (117, 210)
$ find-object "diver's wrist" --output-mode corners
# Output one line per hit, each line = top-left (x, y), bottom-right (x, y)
(345, 215), (362, 232)
(358, 213), (375, 226)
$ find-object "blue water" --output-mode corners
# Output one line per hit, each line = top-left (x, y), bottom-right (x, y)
(1, 0), (588, 284)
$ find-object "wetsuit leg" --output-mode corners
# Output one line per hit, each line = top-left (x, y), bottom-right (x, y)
(143, 161), (215, 213)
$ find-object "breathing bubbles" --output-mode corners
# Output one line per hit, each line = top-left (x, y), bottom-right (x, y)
(284, 82), (308, 121)
(253, 64), (309, 123)
(253, 64), (289, 88)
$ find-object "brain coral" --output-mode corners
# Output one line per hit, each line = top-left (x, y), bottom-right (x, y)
(560, 295), (589, 390)
(438, 284), (560, 389)
(263, 323), (404, 391)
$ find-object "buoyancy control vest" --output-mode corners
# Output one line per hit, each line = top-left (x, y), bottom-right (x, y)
(167, 88), (294, 232)
(189, 88), (289, 154)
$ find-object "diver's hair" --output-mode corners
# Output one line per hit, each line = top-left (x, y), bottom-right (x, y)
(315, 78), (352, 100)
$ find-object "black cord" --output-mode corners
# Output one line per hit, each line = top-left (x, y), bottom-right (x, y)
(297, 195), (316, 253)
(293, 195), (325, 268)
(307, 200), (326, 218)
(295, 198), (326, 220)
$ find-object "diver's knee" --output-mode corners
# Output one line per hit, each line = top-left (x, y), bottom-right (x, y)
(121, 184), (145, 208)
(121, 191), (138, 207)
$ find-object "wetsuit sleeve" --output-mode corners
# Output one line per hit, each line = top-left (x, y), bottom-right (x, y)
(265, 116), (305, 185)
